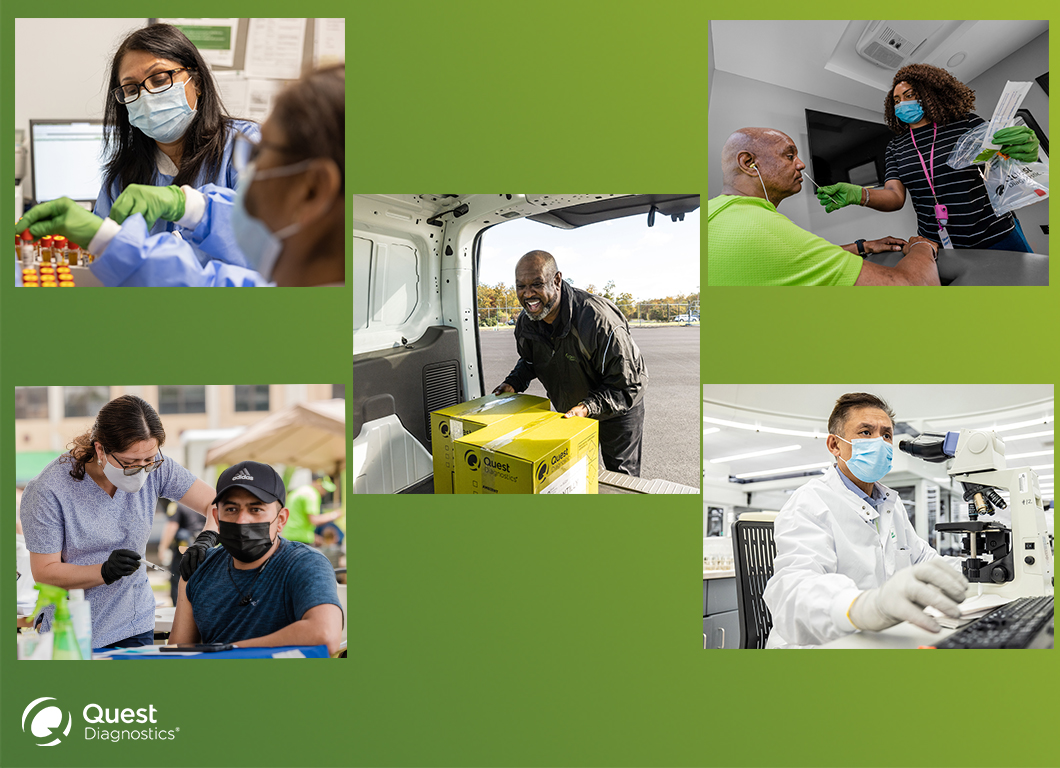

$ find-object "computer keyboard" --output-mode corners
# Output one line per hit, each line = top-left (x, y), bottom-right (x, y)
(935, 595), (1054, 649)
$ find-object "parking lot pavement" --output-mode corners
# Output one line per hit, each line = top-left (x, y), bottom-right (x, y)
(479, 324), (700, 488)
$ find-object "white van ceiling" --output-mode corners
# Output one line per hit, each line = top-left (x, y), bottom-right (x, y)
(711, 20), (1048, 112)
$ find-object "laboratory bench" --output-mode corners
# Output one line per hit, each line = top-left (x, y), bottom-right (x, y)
(814, 622), (962, 649)
(817, 617), (1053, 649)
(866, 248), (1048, 286)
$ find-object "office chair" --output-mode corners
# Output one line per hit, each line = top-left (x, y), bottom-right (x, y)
(731, 519), (776, 649)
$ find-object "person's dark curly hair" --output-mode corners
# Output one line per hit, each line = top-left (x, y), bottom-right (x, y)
(883, 64), (976, 133)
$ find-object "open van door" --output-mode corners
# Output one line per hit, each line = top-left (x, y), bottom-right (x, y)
(353, 194), (700, 494)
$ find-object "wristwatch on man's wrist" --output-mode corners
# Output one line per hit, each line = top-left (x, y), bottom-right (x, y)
(855, 239), (867, 258)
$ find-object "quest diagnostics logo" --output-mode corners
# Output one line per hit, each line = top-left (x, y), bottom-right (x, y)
(465, 450), (479, 471)
(21, 698), (180, 747)
(22, 697), (72, 747)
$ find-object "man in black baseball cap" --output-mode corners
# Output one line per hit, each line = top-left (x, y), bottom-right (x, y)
(168, 460), (343, 655)
(212, 460), (287, 507)
(179, 460), (286, 580)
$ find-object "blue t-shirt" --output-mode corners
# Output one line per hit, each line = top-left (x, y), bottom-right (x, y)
(185, 539), (342, 646)
(21, 454), (197, 646)
(94, 119), (260, 243)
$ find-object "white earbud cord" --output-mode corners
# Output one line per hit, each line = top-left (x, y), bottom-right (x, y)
(753, 164), (772, 207)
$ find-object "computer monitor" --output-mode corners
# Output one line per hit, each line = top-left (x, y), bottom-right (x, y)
(30, 119), (106, 205)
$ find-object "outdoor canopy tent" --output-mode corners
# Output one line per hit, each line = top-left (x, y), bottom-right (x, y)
(205, 398), (346, 476)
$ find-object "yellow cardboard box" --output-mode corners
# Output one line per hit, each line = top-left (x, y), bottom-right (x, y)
(453, 412), (599, 494)
(430, 393), (552, 493)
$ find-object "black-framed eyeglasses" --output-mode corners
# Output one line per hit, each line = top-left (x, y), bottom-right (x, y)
(112, 68), (196, 105)
(232, 132), (298, 174)
(107, 450), (165, 476)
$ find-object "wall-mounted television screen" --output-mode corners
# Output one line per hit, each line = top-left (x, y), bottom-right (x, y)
(804, 109), (894, 188)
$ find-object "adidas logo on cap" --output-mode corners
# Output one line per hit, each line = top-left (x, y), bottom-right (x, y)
(212, 460), (286, 507)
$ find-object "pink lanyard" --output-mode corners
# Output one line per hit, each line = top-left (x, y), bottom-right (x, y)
(909, 123), (939, 201)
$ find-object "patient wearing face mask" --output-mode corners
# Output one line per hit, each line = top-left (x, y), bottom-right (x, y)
(168, 461), (344, 655)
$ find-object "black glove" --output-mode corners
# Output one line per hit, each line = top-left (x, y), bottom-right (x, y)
(179, 530), (220, 581)
(101, 549), (141, 585)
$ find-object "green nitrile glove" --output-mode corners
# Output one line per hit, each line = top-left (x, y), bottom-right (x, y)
(15, 198), (103, 249)
(992, 125), (1039, 163)
(109, 184), (186, 227)
(816, 182), (863, 213)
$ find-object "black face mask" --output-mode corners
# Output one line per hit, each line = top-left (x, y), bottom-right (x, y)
(218, 518), (276, 563)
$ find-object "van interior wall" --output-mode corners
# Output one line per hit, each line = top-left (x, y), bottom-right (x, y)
(707, 21), (715, 98)
(967, 30), (1049, 255)
(708, 71), (919, 247)
(15, 18), (149, 196)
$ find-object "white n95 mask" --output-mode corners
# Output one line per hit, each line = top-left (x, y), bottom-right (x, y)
(127, 80), (196, 144)
(102, 456), (150, 493)
(230, 159), (312, 282)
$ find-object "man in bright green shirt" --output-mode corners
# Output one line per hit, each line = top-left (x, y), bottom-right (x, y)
(284, 476), (342, 545)
(708, 128), (940, 286)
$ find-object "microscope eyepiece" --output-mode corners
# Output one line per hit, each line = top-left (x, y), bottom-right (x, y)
(899, 433), (951, 463)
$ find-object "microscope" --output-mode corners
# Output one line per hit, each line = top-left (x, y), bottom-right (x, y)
(900, 429), (1053, 599)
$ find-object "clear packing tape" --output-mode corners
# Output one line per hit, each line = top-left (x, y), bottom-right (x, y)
(946, 81), (1048, 217)
(481, 415), (555, 451)
(463, 395), (519, 415)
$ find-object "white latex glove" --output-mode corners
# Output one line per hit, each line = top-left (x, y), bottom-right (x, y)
(159, 548), (173, 567)
(849, 559), (969, 633)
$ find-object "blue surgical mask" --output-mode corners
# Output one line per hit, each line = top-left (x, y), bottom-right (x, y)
(127, 79), (196, 143)
(834, 435), (893, 484)
(230, 160), (310, 282)
(895, 100), (924, 125)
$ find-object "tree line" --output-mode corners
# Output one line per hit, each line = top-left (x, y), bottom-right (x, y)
(477, 280), (699, 325)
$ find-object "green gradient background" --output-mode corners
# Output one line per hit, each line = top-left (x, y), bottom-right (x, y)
(3, 2), (1058, 768)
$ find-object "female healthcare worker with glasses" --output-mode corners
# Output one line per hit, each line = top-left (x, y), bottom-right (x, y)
(19, 395), (220, 649)
(15, 64), (344, 287)
(814, 64), (1039, 253)
(94, 24), (259, 245)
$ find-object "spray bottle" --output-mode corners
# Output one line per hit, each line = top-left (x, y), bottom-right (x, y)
(32, 584), (83, 660)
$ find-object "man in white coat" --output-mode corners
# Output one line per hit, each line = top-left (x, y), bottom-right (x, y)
(763, 392), (969, 647)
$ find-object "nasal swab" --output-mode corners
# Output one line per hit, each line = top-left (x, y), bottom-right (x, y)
(800, 170), (839, 204)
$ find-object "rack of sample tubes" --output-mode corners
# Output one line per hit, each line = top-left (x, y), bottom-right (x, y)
(16, 229), (100, 287)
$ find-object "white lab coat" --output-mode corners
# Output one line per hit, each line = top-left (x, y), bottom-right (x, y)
(763, 467), (939, 648)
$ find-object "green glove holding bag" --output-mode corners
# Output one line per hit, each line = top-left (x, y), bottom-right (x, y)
(991, 126), (1040, 163)
(816, 182), (863, 213)
(16, 198), (103, 249)
(109, 184), (186, 228)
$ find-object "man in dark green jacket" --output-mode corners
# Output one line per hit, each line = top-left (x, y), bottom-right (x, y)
(493, 250), (648, 476)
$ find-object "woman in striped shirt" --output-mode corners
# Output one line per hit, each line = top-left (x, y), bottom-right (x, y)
(817, 64), (1039, 253)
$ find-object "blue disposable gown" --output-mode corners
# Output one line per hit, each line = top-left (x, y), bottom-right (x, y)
(88, 184), (270, 287)
(94, 119), (260, 255)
